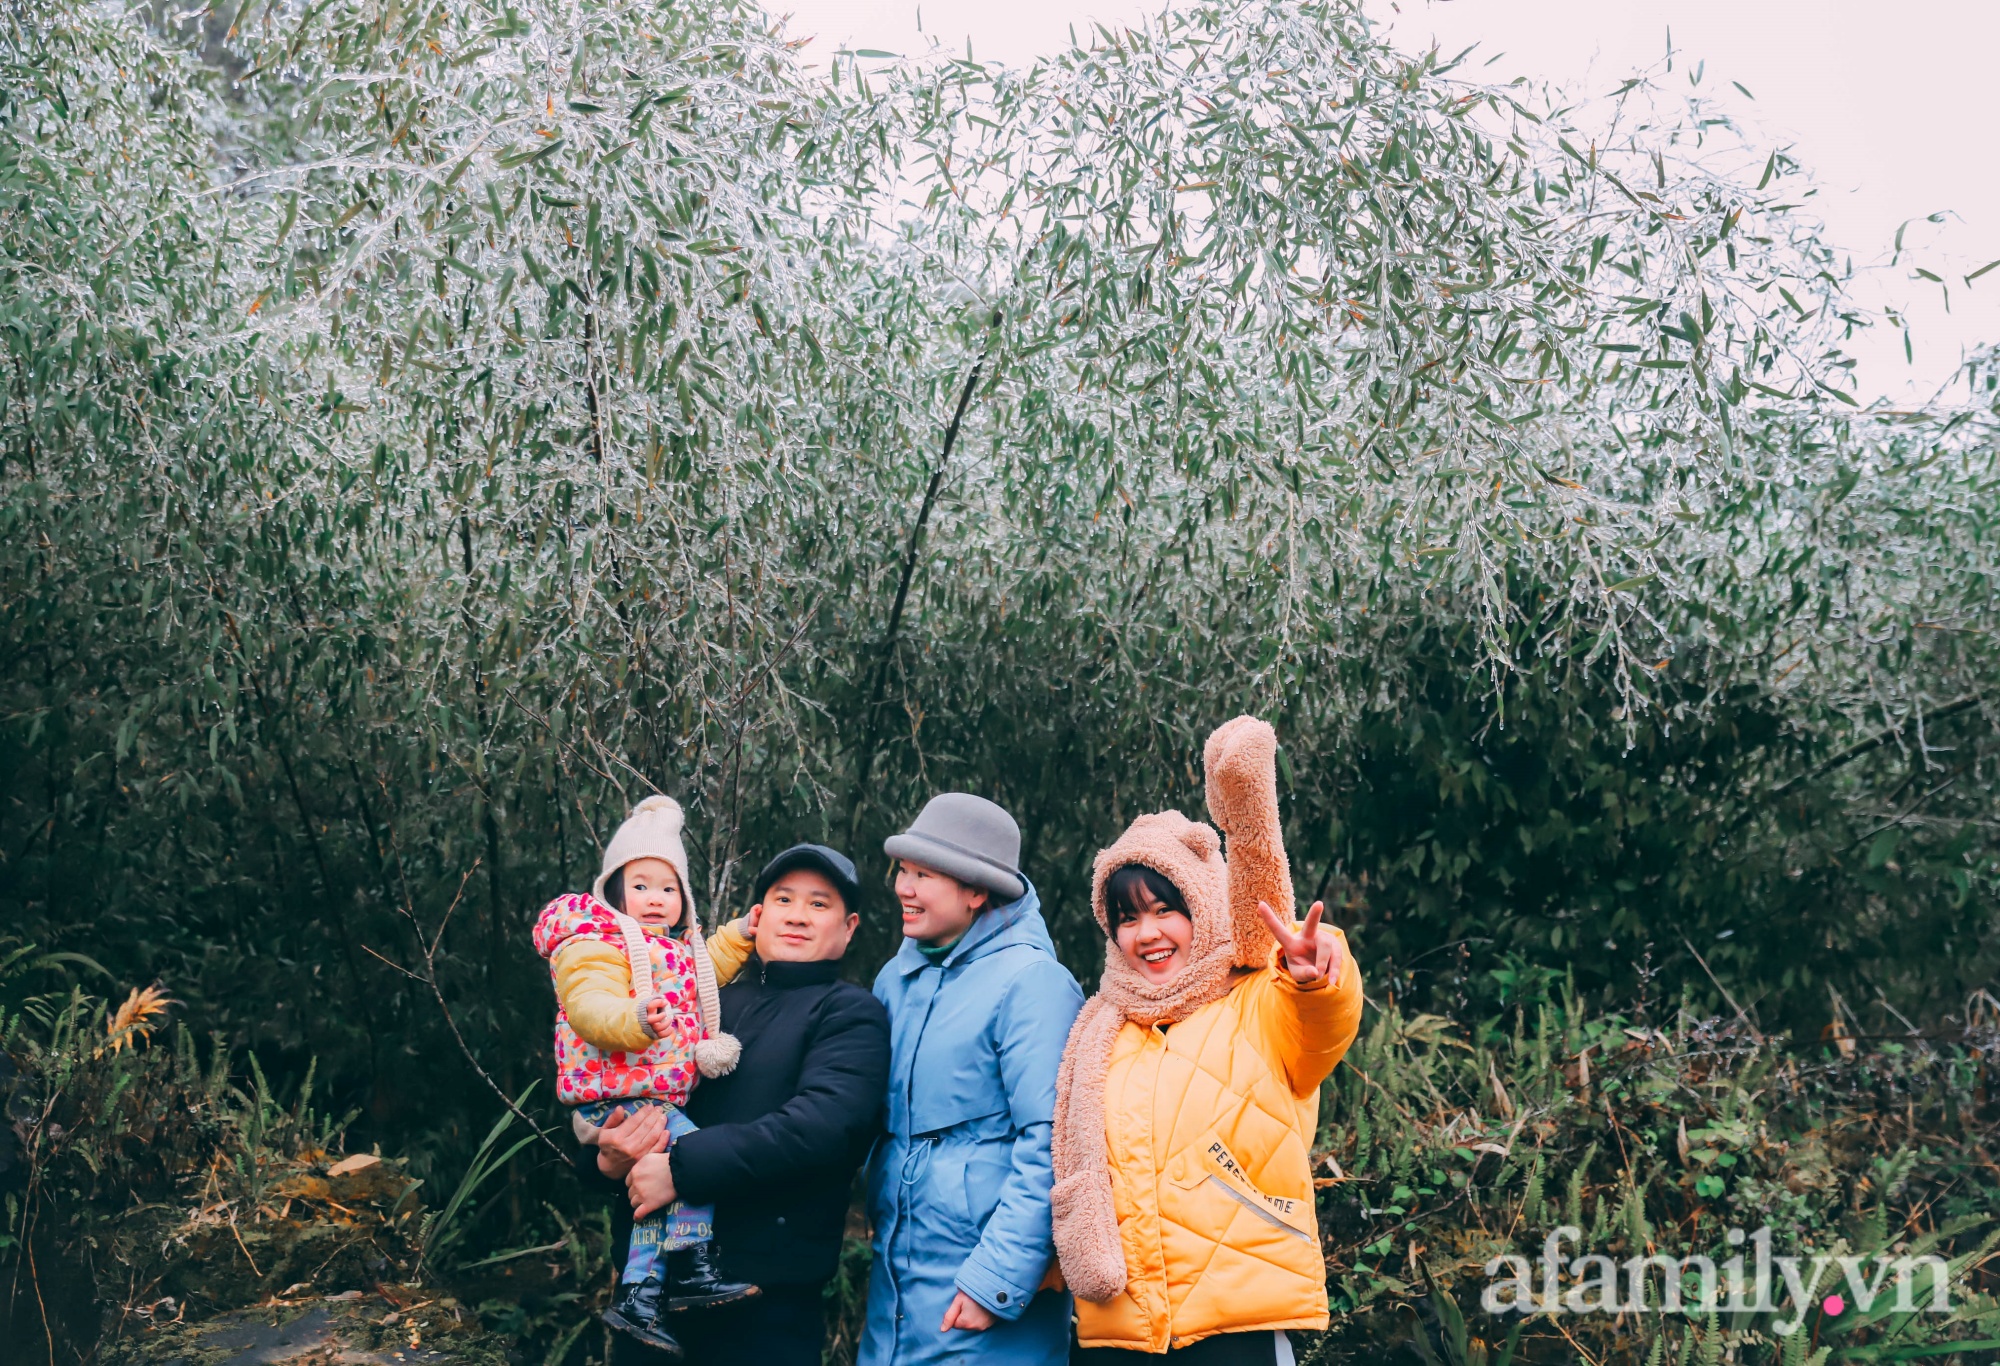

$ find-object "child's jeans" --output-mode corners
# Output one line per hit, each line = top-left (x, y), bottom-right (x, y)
(572, 1098), (715, 1284)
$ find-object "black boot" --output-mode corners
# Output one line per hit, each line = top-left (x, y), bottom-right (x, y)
(663, 1241), (760, 1311)
(601, 1277), (686, 1356)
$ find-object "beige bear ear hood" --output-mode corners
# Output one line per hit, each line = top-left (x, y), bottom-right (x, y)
(1087, 715), (1295, 971)
(1090, 811), (1230, 955)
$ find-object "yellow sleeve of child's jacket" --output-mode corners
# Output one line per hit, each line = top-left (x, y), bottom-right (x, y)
(1249, 926), (1363, 1098)
(706, 918), (755, 987)
(552, 939), (654, 1054)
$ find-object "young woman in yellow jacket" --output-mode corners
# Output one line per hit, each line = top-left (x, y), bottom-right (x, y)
(1051, 718), (1364, 1364)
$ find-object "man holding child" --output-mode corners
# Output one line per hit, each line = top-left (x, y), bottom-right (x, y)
(581, 841), (891, 1364)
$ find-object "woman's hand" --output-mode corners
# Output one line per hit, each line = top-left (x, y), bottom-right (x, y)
(941, 1291), (997, 1332)
(1256, 900), (1342, 985)
(743, 903), (763, 935)
(596, 1104), (669, 1180)
(628, 1151), (678, 1219)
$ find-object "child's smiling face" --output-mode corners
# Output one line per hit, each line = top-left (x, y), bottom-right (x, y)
(618, 857), (683, 929)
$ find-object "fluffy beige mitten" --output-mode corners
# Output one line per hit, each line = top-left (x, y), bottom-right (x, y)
(1202, 715), (1293, 969)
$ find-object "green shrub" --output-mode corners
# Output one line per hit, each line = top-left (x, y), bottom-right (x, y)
(1304, 995), (2000, 1364)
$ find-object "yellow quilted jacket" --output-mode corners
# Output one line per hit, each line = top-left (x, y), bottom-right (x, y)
(1075, 931), (1362, 1352)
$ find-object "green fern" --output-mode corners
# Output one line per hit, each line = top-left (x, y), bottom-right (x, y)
(1695, 1310), (1725, 1366)
(1522, 1155), (1547, 1228)
(1565, 1141), (1599, 1230)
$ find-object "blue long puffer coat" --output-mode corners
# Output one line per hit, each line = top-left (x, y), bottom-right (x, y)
(861, 881), (1084, 1366)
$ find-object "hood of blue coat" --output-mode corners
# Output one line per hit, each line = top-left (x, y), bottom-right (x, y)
(889, 878), (1054, 977)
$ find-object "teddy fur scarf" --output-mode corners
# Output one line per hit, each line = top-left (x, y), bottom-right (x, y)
(1050, 716), (1292, 1303)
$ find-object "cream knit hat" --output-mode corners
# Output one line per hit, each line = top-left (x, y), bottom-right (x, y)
(592, 794), (694, 913)
(591, 795), (740, 1079)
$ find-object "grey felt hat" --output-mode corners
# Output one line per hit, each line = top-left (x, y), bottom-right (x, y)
(883, 793), (1026, 901)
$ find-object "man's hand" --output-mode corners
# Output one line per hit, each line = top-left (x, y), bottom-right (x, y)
(596, 1105), (668, 1181)
(940, 1291), (996, 1332)
(628, 1151), (678, 1219)
(642, 995), (670, 1036)
(1255, 899), (1342, 985)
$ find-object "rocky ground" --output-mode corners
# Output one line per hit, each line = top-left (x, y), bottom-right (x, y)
(103, 1289), (517, 1366)
(69, 1150), (540, 1366)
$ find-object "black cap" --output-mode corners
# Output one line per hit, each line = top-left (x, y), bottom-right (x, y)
(751, 843), (861, 913)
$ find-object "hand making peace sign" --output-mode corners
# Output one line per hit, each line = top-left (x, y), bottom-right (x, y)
(1254, 899), (1344, 985)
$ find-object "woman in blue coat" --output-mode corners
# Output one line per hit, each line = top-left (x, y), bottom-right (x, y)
(864, 794), (1085, 1366)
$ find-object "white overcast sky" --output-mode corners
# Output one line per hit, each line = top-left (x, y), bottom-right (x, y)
(760, 0), (2000, 405)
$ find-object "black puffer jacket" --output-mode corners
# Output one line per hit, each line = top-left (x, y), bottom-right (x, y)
(579, 954), (889, 1288)
(675, 955), (889, 1284)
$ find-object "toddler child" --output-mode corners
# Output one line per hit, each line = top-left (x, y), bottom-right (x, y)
(532, 795), (758, 1353)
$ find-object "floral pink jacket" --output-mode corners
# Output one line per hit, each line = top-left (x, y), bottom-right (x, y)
(531, 893), (702, 1107)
